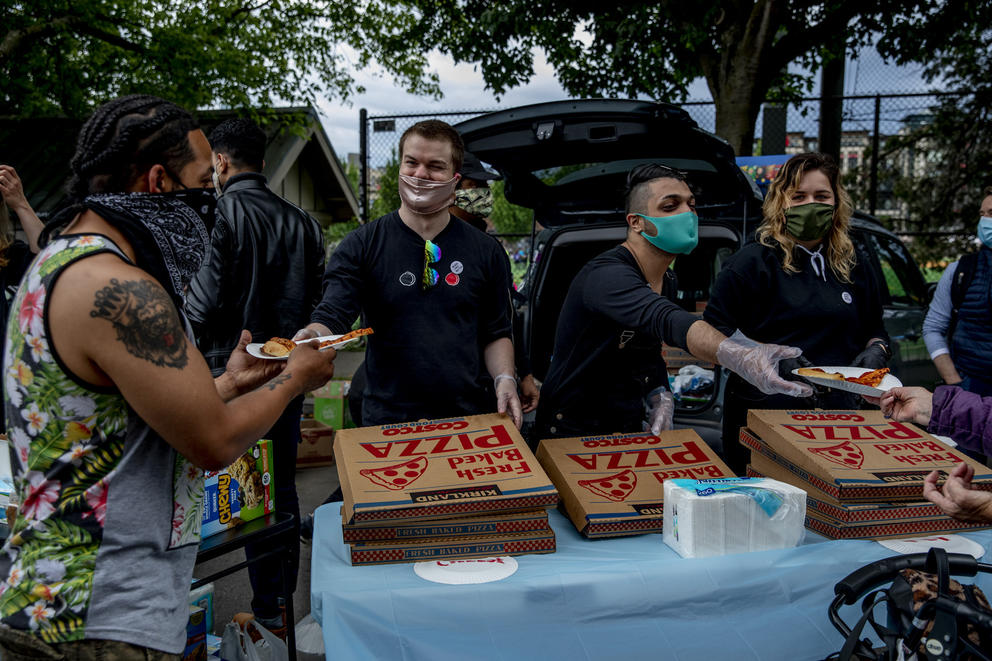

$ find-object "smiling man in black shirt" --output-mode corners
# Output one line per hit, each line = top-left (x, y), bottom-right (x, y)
(298, 121), (522, 427)
(534, 164), (813, 443)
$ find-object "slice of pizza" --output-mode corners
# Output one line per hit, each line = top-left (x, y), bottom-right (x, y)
(359, 456), (429, 490)
(577, 469), (638, 502)
(261, 337), (296, 357)
(334, 327), (375, 344)
(846, 367), (889, 387)
(796, 367), (845, 381)
(808, 441), (865, 469)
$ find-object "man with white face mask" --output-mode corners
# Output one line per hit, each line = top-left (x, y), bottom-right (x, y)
(297, 120), (522, 427)
(923, 185), (992, 398)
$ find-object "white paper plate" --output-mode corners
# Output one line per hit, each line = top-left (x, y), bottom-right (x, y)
(414, 556), (519, 584)
(245, 334), (359, 360)
(791, 366), (902, 397)
(877, 534), (985, 559)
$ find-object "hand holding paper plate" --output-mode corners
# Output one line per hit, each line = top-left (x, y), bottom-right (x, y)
(792, 366), (902, 397)
(246, 328), (373, 360)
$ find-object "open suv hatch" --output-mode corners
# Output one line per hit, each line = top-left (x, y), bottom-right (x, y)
(456, 100), (937, 447)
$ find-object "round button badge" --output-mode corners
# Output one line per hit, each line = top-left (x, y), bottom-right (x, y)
(399, 271), (416, 287)
(450, 260), (464, 274)
(445, 272), (460, 286)
(841, 292), (853, 304)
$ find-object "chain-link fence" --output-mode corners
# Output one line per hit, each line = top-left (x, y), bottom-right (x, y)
(359, 92), (972, 263)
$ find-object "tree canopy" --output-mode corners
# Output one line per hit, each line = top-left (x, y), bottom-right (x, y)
(865, 2), (992, 263)
(1, 0), (440, 118)
(403, 0), (973, 156)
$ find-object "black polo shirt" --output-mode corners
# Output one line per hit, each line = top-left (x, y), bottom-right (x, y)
(703, 241), (888, 369)
(312, 211), (512, 425)
(536, 245), (697, 437)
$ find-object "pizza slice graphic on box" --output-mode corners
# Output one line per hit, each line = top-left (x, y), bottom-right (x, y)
(808, 441), (865, 469)
(360, 456), (429, 490)
(577, 469), (638, 502)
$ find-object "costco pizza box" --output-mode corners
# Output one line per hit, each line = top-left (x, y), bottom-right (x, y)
(201, 439), (275, 538)
(536, 429), (734, 538)
(342, 508), (549, 543)
(298, 418), (335, 468)
(803, 507), (992, 540)
(334, 414), (558, 524)
(743, 410), (992, 502)
(347, 528), (556, 566)
(746, 456), (952, 524)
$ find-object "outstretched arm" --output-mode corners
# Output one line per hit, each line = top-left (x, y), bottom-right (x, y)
(50, 255), (336, 470)
(878, 386), (933, 427)
(692, 323), (813, 398)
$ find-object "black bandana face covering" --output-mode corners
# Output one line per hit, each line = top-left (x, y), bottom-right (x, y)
(83, 189), (215, 298)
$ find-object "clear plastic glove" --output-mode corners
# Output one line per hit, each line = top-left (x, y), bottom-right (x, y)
(644, 387), (674, 436)
(716, 330), (814, 398)
(292, 327), (319, 342)
(495, 376), (523, 429)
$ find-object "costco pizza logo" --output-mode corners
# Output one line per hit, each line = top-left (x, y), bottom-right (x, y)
(577, 469), (637, 502)
(360, 456), (428, 490)
(808, 441), (865, 469)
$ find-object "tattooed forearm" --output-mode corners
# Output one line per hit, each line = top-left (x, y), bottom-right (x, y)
(261, 373), (292, 391)
(90, 278), (189, 369)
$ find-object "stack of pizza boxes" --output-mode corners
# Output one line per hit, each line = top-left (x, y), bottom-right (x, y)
(742, 409), (992, 539)
(333, 413), (559, 565)
(536, 429), (734, 538)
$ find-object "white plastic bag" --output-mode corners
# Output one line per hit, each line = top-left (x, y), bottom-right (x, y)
(219, 619), (289, 661)
(294, 613), (326, 655)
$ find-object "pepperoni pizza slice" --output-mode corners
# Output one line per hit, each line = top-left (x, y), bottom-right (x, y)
(577, 469), (638, 502)
(808, 441), (865, 469)
(360, 457), (429, 490)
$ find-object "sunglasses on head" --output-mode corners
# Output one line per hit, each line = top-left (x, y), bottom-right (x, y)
(423, 239), (441, 289)
(625, 162), (688, 189)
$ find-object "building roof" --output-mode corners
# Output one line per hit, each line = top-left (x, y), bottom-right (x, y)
(0, 105), (358, 224)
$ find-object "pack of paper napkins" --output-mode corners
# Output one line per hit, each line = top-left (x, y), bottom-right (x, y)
(663, 477), (807, 558)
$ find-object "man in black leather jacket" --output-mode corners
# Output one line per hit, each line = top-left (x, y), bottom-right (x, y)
(186, 117), (324, 636)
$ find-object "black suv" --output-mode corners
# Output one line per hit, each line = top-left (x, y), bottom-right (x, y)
(456, 100), (937, 449)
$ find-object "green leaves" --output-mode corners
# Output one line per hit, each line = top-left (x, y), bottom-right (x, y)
(369, 148), (401, 221)
(1, 0), (442, 118)
(488, 180), (531, 235)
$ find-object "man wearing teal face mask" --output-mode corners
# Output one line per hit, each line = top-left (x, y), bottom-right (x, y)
(923, 185), (992, 398)
(534, 163), (813, 445)
(705, 152), (889, 474)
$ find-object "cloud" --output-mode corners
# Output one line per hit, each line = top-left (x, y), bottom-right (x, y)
(315, 49), (571, 157)
(315, 45), (935, 159)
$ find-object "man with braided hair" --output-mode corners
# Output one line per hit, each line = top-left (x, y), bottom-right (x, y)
(0, 95), (336, 660)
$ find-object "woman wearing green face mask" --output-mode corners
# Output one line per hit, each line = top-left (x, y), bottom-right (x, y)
(704, 152), (890, 474)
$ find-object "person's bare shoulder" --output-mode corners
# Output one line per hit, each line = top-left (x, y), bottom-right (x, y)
(48, 254), (190, 385)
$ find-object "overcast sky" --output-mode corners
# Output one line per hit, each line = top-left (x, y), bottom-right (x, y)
(315, 46), (935, 159)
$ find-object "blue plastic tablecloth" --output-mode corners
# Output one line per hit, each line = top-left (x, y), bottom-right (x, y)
(311, 504), (992, 661)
